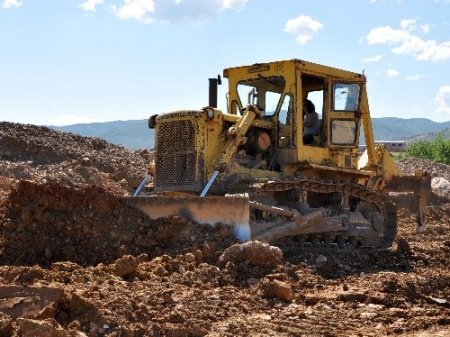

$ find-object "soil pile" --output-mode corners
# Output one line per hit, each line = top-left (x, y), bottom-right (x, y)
(397, 157), (450, 182)
(0, 122), (449, 337)
(0, 122), (151, 195)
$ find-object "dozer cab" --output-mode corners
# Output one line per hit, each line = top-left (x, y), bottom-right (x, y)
(128, 59), (431, 249)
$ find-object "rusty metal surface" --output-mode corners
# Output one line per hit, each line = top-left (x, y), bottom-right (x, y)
(383, 174), (432, 193)
(383, 174), (431, 231)
(255, 177), (397, 248)
(126, 194), (251, 240)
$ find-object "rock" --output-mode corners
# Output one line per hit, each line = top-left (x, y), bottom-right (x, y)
(315, 255), (328, 265)
(118, 244), (129, 256)
(192, 249), (204, 263)
(160, 254), (171, 263)
(218, 226), (231, 238)
(0, 286), (64, 319)
(218, 241), (282, 268)
(153, 265), (168, 277)
(80, 157), (91, 166)
(163, 292), (175, 304)
(89, 322), (98, 331)
(432, 177), (450, 199)
(360, 312), (378, 319)
(0, 318), (13, 336)
(17, 318), (71, 337)
(265, 273), (287, 281)
(112, 255), (137, 277)
(247, 278), (260, 286)
(169, 311), (185, 323)
(202, 242), (215, 258)
(183, 253), (196, 263)
(68, 330), (88, 337)
(397, 237), (412, 254)
(66, 292), (97, 315)
(51, 261), (82, 272)
(260, 279), (294, 302)
(136, 253), (150, 264)
(151, 323), (162, 337)
(98, 324), (109, 334)
(135, 235), (157, 248)
(337, 292), (368, 303)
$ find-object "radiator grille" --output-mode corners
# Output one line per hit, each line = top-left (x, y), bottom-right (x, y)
(155, 119), (197, 189)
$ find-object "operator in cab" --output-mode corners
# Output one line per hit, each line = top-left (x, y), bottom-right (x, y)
(302, 99), (320, 145)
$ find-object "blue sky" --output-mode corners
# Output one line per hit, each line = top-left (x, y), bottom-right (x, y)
(1, 0), (450, 125)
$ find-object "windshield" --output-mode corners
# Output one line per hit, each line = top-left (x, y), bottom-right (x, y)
(236, 76), (285, 116)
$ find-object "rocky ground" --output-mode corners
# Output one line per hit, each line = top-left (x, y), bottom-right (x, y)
(0, 121), (449, 337)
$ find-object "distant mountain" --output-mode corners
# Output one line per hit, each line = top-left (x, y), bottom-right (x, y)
(51, 117), (450, 150)
(369, 118), (450, 141)
(52, 120), (155, 150)
(405, 127), (450, 142)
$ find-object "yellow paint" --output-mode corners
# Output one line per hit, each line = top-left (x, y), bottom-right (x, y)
(153, 59), (406, 193)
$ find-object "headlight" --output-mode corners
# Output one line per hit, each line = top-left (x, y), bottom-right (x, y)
(206, 108), (215, 120)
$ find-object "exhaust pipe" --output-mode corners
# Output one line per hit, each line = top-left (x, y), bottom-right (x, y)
(208, 75), (222, 108)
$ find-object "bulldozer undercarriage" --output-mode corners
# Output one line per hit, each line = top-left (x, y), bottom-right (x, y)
(249, 177), (397, 250)
(128, 176), (398, 251)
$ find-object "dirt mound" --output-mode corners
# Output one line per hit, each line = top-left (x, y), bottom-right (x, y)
(0, 122), (151, 194)
(0, 178), (236, 267)
(391, 158), (450, 205)
(0, 123), (449, 336)
(397, 157), (450, 181)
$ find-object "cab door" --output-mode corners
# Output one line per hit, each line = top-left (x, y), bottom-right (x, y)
(325, 81), (362, 168)
(327, 81), (361, 149)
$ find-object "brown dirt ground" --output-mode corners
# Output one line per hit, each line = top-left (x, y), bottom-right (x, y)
(0, 121), (449, 337)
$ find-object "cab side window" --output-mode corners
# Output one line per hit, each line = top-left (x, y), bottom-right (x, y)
(278, 94), (294, 148)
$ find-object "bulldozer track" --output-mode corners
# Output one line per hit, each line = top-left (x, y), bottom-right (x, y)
(251, 177), (397, 250)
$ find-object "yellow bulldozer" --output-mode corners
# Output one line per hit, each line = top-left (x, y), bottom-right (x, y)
(128, 59), (431, 249)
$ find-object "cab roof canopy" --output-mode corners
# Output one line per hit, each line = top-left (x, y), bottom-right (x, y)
(223, 59), (365, 82)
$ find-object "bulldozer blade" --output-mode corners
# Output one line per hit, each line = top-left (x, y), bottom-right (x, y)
(126, 195), (251, 240)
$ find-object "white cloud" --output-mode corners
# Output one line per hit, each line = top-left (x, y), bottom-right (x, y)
(79, 0), (104, 12)
(366, 20), (450, 62)
(363, 54), (383, 62)
(435, 86), (450, 114)
(111, 0), (156, 23)
(110, 0), (250, 24)
(400, 18), (416, 31)
(366, 26), (410, 44)
(221, 0), (249, 10)
(394, 37), (450, 62)
(420, 24), (431, 34)
(405, 74), (423, 81)
(284, 15), (323, 45)
(387, 68), (400, 77)
(369, 0), (404, 4)
(2, 0), (23, 9)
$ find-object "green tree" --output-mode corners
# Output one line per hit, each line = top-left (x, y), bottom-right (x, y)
(405, 134), (450, 164)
